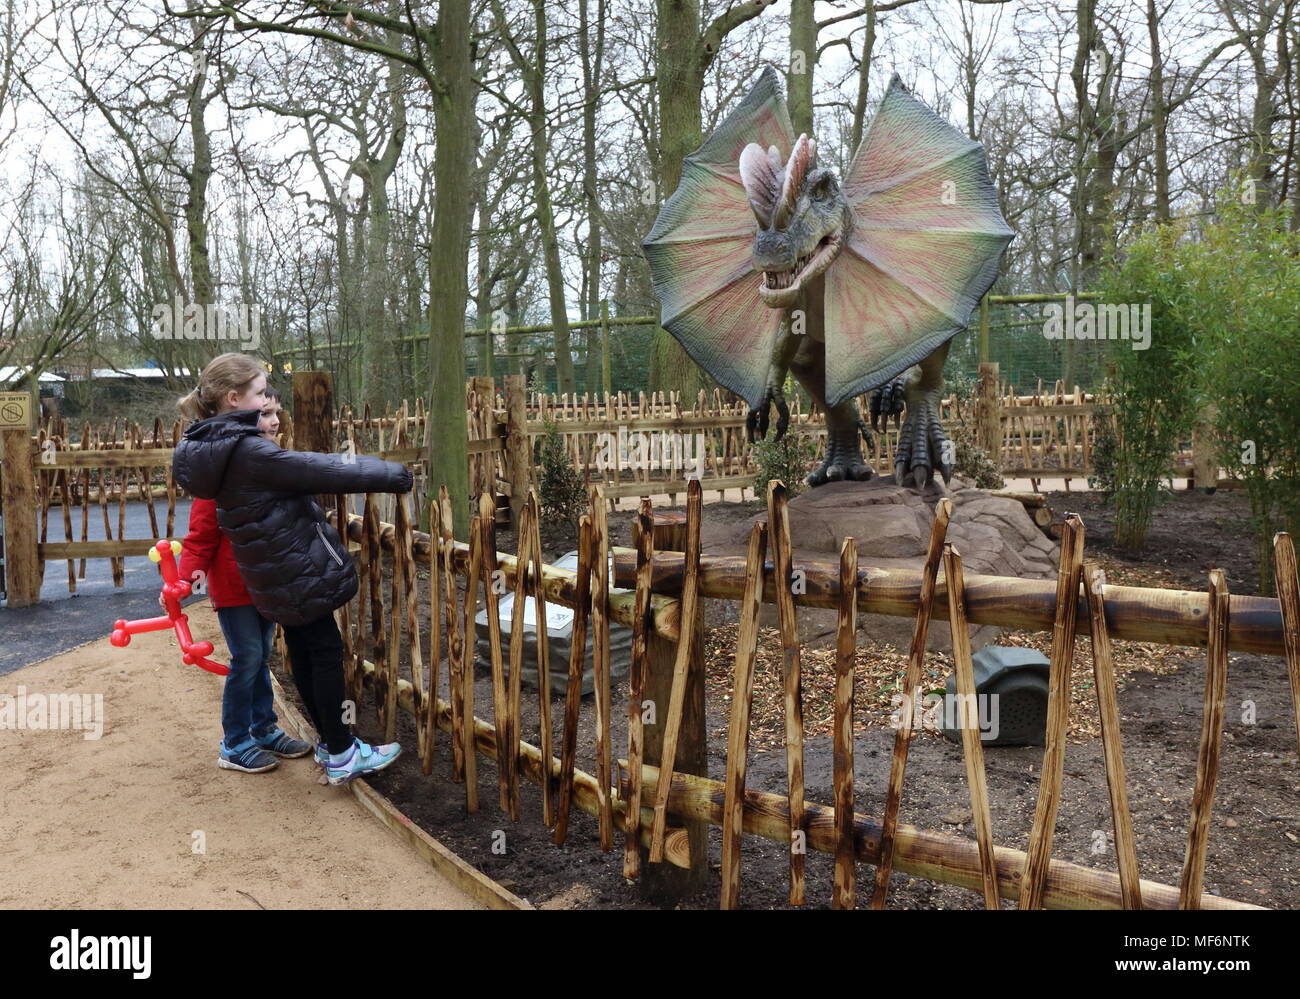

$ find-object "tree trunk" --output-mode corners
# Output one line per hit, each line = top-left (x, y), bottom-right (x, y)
(186, 24), (214, 307)
(361, 49), (408, 408)
(1146, 0), (1171, 222)
(518, 0), (575, 394)
(849, 2), (877, 155)
(651, 0), (707, 399)
(787, 0), (815, 137)
(428, 0), (476, 537)
(580, 0), (607, 396)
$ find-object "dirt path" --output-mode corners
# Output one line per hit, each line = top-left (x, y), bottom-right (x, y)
(0, 603), (481, 910)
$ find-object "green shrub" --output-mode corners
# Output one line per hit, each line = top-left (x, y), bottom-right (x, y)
(753, 428), (819, 499)
(536, 417), (588, 534)
(1086, 401), (1119, 494)
(1185, 197), (1300, 592)
(948, 414), (1004, 490)
(1094, 224), (1202, 550)
(1095, 190), (1300, 588)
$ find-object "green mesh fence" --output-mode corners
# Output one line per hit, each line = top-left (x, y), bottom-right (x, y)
(463, 298), (1112, 397)
(944, 298), (1112, 392)
(465, 322), (661, 396)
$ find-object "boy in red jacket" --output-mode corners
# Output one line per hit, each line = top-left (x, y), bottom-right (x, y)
(179, 385), (311, 773)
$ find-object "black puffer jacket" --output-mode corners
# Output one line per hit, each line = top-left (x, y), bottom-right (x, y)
(172, 409), (413, 627)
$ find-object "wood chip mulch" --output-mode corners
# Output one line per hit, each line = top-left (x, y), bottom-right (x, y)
(703, 623), (1186, 751)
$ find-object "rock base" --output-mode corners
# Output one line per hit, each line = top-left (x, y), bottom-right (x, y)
(731, 476), (1059, 651)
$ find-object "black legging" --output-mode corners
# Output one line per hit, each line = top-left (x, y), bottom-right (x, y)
(281, 612), (353, 755)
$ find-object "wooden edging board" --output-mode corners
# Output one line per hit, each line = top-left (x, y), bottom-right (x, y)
(269, 671), (533, 911)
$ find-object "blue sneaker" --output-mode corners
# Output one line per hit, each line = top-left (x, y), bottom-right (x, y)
(325, 739), (401, 786)
(314, 741), (328, 768)
(218, 744), (279, 774)
(255, 730), (312, 758)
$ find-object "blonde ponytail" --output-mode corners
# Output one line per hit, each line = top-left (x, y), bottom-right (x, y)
(176, 387), (215, 422)
(177, 352), (267, 424)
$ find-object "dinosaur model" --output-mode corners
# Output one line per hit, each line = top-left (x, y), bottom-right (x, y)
(643, 67), (1013, 487)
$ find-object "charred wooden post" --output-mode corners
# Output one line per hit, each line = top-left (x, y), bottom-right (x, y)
(1083, 563), (1143, 908)
(504, 375), (531, 529)
(590, 486), (614, 849)
(873, 497), (951, 909)
(1, 396), (39, 606)
(554, 516), (592, 845)
(1021, 514), (1085, 909)
(650, 479), (703, 861)
(976, 362), (1001, 463)
(461, 513), (482, 812)
(721, 522), (767, 909)
(479, 492), (512, 816)
(833, 537), (858, 910)
(507, 500), (534, 821)
(525, 491), (554, 826)
(424, 498), (444, 774)
(364, 493), (386, 727)
(624, 500), (656, 879)
(440, 488), (465, 781)
(291, 371), (337, 526)
(945, 544), (1000, 909)
(768, 481), (807, 905)
(640, 498), (709, 903)
(1274, 534), (1300, 762)
(1179, 570), (1230, 908)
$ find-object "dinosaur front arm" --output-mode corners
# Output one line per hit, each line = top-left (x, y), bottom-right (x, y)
(746, 308), (799, 442)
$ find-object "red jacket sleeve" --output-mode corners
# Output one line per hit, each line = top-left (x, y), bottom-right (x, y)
(178, 498), (220, 588)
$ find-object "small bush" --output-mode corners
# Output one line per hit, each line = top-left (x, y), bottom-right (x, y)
(948, 415), (1004, 490)
(536, 417), (588, 534)
(1087, 401), (1119, 494)
(753, 428), (819, 499)
(1094, 223), (1202, 550)
(1189, 197), (1300, 592)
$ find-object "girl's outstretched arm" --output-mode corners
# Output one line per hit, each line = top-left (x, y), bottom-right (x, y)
(240, 436), (414, 495)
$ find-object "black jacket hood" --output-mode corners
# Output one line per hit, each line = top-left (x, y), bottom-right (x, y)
(172, 409), (262, 500)
(168, 408), (412, 627)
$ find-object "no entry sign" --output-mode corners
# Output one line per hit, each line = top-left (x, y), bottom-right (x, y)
(0, 391), (32, 428)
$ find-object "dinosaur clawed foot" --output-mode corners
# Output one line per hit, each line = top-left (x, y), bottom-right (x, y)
(892, 386), (952, 490)
(870, 377), (907, 431)
(806, 456), (876, 487)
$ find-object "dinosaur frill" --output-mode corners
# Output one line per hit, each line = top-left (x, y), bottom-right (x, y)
(642, 65), (1014, 409)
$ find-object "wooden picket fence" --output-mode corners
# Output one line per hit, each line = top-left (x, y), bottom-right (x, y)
(4, 370), (1202, 604)
(318, 472), (1295, 909)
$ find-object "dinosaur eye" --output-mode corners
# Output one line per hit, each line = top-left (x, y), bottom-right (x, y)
(812, 176), (834, 203)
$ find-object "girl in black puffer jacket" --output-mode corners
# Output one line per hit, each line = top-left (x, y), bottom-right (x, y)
(173, 353), (413, 785)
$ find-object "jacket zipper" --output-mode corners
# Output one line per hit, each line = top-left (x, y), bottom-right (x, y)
(316, 523), (346, 567)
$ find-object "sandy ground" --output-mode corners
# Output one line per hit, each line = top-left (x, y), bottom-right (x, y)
(0, 603), (480, 910)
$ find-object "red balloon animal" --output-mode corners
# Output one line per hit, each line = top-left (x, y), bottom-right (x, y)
(108, 539), (230, 676)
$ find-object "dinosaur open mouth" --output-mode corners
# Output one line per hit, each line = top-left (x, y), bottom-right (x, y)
(761, 232), (841, 294)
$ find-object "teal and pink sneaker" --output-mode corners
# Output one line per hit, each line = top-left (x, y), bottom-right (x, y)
(324, 738), (402, 786)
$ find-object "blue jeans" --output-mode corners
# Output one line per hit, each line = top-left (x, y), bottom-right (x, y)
(216, 604), (278, 754)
